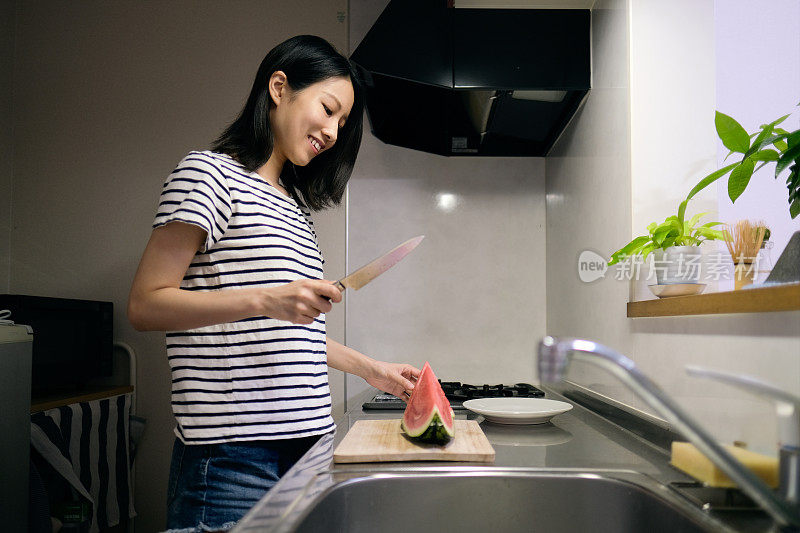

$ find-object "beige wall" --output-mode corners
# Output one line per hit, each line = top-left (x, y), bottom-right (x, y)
(345, 134), (547, 403)
(546, 0), (800, 457)
(1, 0), (13, 292)
(8, 2), (346, 531)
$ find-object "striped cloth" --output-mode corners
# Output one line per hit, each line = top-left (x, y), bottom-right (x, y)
(154, 151), (334, 445)
(30, 393), (135, 532)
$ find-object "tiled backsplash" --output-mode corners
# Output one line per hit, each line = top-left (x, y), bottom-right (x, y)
(344, 132), (547, 407)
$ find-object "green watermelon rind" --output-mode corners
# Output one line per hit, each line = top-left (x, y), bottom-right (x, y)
(400, 405), (455, 445)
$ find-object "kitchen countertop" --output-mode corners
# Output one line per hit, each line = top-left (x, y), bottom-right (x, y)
(232, 386), (773, 532)
(330, 390), (681, 475)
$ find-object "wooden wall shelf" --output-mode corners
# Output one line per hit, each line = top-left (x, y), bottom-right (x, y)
(31, 385), (134, 413)
(627, 283), (800, 318)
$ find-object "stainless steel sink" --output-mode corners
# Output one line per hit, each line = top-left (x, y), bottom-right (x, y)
(282, 470), (724, 533)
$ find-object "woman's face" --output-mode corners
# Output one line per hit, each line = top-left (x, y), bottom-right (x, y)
(268, 72), (355, 167)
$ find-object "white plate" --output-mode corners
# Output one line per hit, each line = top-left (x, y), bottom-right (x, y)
(648, 283), (706, 298)
(463, 398), (573, 425)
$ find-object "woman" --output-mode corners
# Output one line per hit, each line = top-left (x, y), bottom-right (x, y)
(128, 35), (420, 532)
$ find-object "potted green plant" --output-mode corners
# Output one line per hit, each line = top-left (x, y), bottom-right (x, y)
(608, 204), (726, 285)
(685, 108), (800, 218)
(756, 226), (771, 246)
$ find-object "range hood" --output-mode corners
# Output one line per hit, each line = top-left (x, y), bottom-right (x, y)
(350, 1), (591, 157)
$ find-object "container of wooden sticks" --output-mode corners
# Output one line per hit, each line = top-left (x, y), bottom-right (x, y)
(723, 220), (768, 290)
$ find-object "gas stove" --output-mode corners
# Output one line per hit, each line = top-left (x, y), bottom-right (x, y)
(362, 381), (545, 410)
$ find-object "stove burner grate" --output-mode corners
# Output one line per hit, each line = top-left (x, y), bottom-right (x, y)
(362, 380), (545, 410)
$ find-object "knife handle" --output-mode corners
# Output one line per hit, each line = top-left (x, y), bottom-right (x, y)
(322, 280), (345, 302)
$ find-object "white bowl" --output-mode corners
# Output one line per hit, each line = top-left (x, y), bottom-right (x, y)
(463, 398), (573, 425)
(648, 283), (706, 298)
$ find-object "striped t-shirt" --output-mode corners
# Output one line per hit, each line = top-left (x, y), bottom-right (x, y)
(153, 150), (334, 445)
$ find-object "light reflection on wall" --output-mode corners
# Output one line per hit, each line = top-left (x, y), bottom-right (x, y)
(546, 192), (565, 207)
(435, 192), (459, 213)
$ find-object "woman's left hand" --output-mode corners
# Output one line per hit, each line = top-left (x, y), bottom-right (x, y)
(366, 361), (421, 402)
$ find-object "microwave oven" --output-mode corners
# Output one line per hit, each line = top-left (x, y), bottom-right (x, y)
(0, 294), (113, 394)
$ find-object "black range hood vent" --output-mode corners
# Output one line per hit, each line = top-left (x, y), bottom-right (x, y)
(351, 1), (591, 157)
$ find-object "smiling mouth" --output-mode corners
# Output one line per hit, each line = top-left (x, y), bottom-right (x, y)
(308, 136), (323, 154)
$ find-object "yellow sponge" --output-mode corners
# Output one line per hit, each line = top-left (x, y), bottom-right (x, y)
(671, 441), (778, 488)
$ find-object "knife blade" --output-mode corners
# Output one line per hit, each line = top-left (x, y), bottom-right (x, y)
(333, 235), (424, 292)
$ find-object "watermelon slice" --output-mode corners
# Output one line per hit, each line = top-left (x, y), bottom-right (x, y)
(400, 362), (455, 445)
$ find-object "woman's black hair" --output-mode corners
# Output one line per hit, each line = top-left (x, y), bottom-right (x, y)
(211, 35), (364, 211)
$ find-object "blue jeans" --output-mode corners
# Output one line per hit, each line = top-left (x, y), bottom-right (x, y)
(165, 435), (321, 532)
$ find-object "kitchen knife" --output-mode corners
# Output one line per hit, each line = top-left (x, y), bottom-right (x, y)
(333, 235), (424, 292)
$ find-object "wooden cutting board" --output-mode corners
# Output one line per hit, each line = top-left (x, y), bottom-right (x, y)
(333, 419), (495, 463)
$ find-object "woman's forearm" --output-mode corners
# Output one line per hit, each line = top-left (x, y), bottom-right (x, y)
(127, 223), (263, 331)
(326, 337), (376, 379)
(128, 286), (261, 331)
(326, 338), (419, 399)
(127, 223), (342, 332)
(128, 279), (341, 332)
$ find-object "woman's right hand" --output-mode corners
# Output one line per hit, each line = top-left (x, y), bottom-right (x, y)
(259, 279), (342, 324)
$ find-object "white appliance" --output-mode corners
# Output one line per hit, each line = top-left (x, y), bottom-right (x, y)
(0, 323), (33, 533)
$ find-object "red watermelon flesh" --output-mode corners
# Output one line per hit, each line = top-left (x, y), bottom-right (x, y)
(400, 362), (455, 445)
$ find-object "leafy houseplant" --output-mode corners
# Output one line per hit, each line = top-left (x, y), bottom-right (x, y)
(685, 109), (800, 218)
(608, 210), (725, 285)
(756, 226), (771, 245)
(607, 107), (796, 280)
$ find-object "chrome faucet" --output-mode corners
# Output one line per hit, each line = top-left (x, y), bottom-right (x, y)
(685, 366), (800, 512)
(538, 336), (800, 530)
